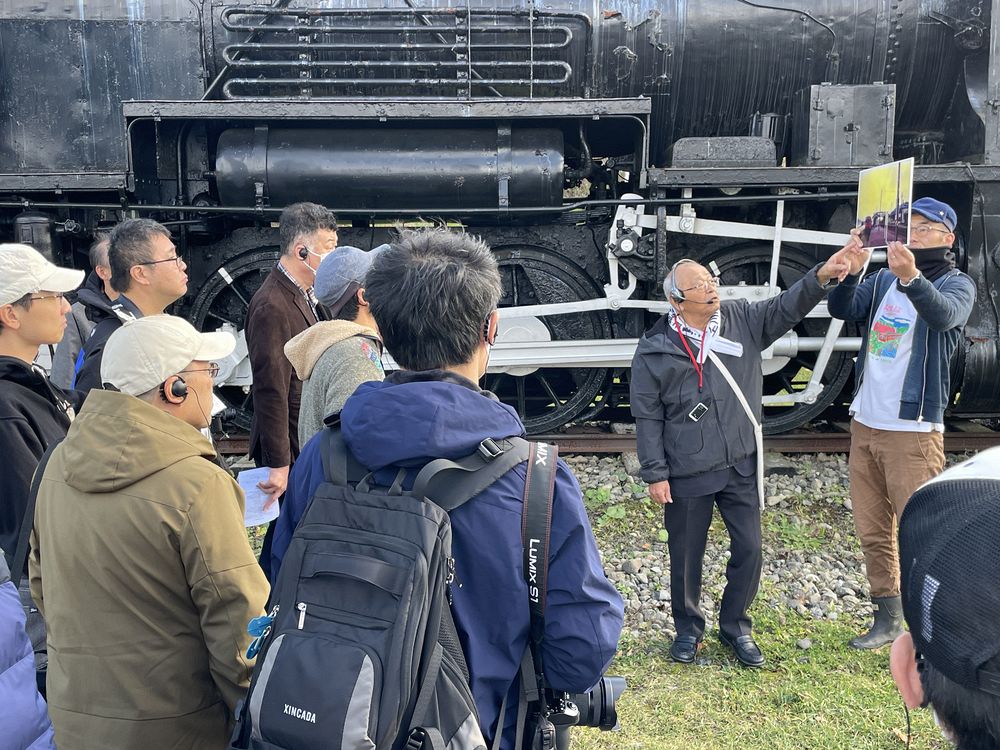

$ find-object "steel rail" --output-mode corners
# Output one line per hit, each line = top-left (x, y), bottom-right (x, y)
(215, 425), (1000, 457)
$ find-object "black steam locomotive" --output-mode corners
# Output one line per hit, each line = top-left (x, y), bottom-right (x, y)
(2, 0), (999, 434)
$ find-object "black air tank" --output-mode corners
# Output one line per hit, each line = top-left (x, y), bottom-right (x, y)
(214, 126), (564, 210)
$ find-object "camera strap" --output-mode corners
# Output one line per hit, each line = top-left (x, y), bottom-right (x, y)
(520, 442), (557, 728)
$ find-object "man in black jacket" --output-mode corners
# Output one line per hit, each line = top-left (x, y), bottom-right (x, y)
(630, 250), (853, 667)
(0, 244), (84, 572)
(74, 219), (188, 392)
(50, 234), (115, 389)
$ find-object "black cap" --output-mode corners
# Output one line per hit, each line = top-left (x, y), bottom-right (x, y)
(899, 448), (1000, 697)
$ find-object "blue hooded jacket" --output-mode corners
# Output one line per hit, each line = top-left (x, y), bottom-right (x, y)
(0, 552), (56, 749)
(271, 370), (624, 749)
(828, 267), (975, 423)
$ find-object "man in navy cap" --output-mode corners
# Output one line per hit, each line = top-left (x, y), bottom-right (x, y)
(829, 197), (976, 649)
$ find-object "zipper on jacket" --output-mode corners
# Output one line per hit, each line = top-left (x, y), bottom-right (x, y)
(917, 325), (930, 422)
(297, 602), (307, 629)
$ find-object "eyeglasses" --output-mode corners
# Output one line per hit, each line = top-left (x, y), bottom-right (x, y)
(179, 363), (221, 379)
(136, 255), (184, 269)
(678, 277), (720, 294)
(29, 292), (68, 302)
(909, 225), (951, 237)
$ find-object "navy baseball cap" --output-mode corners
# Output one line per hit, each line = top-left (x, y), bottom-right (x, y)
(315, 244), (389, 315)
(911, 197), (957, 232)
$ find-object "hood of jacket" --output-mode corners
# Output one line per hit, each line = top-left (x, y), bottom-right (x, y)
(341, 370), (524, 471)
(76, 271), (116, 324)
(60, 389), (216, 493)
(283, 320), (381, 380)
(0, 357), (61, 405)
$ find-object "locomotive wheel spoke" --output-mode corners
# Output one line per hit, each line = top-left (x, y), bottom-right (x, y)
(535, 372), (562, 408)
(515, 376), (527, 418)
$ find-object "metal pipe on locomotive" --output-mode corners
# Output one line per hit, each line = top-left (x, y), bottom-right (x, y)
(1, 0), (998, 434)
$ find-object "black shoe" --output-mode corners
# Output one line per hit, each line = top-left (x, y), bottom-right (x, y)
(850, 596), (904, 650)
(670, 635), (702, 664)
(720, 632), (765, 668)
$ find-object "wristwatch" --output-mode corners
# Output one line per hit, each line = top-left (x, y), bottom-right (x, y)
(899, 270), (921, 287)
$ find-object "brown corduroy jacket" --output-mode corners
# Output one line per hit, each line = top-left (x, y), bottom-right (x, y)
(245, 265), (321, 467)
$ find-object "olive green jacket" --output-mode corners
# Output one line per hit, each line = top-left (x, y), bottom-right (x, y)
(29, 390), (269, 750)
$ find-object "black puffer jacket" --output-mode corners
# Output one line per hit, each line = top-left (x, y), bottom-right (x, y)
(630, 266), (828, 484)
(0, 358), (80, 571)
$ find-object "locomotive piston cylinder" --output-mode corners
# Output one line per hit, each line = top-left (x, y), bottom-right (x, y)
(214, 125), (565, 210)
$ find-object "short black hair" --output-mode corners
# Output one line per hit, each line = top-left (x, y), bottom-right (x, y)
(922, 658), (1000, 749)
(334, 292), (361, 322)
(108, 219), (171, 293)
(278, 202), (338, 256)
(0, 292), (33, 333)
(365, 228), (501, 371)
(88, 232), (110, 270)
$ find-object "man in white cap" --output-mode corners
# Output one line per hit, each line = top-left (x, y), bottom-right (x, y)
(0, 243), (84, 573)
(28, 315), (269, 750)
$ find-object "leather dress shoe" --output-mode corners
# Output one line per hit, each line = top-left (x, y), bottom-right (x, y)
(720, 632), (765, 668)
(670, 635), (702, 664)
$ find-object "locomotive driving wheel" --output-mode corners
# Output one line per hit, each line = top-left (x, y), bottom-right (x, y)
(187, 248), (280, 432)
(486, 247), (613, 434)
(707, 244), (855, 434)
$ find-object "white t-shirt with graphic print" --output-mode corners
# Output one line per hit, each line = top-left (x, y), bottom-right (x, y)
(850, 284), (944, 433)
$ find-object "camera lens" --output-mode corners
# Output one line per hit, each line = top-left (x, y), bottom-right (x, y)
(570, 675), (626, 730)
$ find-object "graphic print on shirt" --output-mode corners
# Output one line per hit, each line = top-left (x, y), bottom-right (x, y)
(360, 340), (384, 371)
(868, 302), (913, 360)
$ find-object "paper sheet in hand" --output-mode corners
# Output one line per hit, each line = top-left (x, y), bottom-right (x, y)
(238, 467), (279, 528)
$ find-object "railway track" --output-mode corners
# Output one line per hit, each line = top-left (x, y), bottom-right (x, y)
(215, 420), (1000, 457)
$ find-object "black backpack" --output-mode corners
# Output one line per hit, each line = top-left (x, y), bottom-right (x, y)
(229, 426), (556, 750)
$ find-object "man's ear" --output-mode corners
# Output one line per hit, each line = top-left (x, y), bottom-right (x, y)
(357, 287), (368, 307)
(486, 309), (499, 345)
(0, 303), (21, 330)
(129, 263), (149, 287)
(890, 632), (926, 709)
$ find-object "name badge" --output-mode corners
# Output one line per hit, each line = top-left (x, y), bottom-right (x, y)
(708, 336), (744, 357)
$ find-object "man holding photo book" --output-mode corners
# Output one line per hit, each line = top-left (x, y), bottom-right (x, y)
(828, 197), (976, 650)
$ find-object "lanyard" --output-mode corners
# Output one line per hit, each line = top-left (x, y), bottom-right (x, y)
(673, 316), (707, 392)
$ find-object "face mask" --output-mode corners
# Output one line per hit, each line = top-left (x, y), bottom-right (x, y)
(913, 246), (956, 281)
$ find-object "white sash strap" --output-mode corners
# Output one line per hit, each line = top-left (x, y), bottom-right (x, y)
(706, 351), (765, 510)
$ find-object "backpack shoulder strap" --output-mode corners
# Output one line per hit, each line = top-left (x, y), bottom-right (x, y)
(412, 436), (531, 511)
(11, 438), (62, 588)
(319, 425), (369, 487)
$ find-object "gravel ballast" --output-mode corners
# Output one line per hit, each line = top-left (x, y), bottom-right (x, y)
(566, 451), (971, 641)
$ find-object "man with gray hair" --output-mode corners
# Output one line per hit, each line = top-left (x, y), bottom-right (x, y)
(245, 202), (337, 578)
(30, 315), (268, 749)
(630, 249), (855, 668)
(74, 219), (188, 392)
(50, 234), (116, 389)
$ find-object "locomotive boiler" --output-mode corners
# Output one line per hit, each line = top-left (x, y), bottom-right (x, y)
(2, 0), (999, 434)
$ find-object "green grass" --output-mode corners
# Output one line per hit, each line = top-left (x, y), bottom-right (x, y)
(570, 602), (944, 750)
